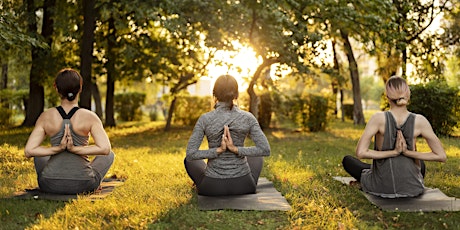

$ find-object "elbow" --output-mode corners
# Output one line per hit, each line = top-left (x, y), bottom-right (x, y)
(24, 148), (33, 158)
(264, 147), (271, 156)
(356, 150), (367, 160)
(355, 151), (363, 159)
(101, 146), (111, 155)
(439, 155), (447, 163)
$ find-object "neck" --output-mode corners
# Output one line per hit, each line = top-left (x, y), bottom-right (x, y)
(60, 99), (78, 108)
(389, 104), (408, 114)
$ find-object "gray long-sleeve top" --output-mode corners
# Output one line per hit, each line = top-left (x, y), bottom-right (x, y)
(186, 102), (271, 179)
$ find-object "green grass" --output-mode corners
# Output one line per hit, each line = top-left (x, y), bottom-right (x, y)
(1, 120), (459, 229)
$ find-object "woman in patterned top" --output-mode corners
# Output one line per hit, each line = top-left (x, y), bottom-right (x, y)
(185, 75), (271, 196)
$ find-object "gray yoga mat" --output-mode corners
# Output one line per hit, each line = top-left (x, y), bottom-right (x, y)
(10, 179), (124, 201)
(197, 177), (291, 211)
(333, 176), (460, 212)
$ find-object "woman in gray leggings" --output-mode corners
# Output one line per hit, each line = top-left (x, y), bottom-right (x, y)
(184, 75), (271, 196)
(25, 68), (115, 195)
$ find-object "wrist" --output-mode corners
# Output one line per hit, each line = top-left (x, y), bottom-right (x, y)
(231, 146), (238, 154)
(216, 147), (225, 154)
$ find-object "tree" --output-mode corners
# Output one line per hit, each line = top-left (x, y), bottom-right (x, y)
(22, 0), (55, 127)
(214, 0), (324, 119)
(0, 3), (45, 112)
(79, 0), (96, 110)
(300, 0), (384, 125)
(155, 0), (227, 131)
(93, 1), (164, 126)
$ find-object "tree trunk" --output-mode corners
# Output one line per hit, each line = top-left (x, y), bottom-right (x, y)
(340, 30), (365, 125)
(23, 0), (55, 127)
(401, 47), (407, 78)
(104, 16), (116, 127)
(331, 39), (340, 119)
(79, 0), (96, 109)
(105, 75), (115, 126)
(1, 62), (8, 108)
(91, 82), (102, 118)
(340, 89), (345, 122)
(248, 58), (278, 119)
(164, 96), (177, 131)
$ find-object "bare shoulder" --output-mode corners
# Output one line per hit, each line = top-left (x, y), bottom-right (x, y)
(415, 114), (430, 125)
(37, 107), (61, 123)
(414, 113), (431, 127)
(368, 111), (386, 124)
(76, 108), (101, 122)
(71, 108), (103, 135)
(413, 113), (434, 136)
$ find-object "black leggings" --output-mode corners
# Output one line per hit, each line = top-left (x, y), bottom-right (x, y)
(341, 155), (426, 182)
(184, 157), (264, 196)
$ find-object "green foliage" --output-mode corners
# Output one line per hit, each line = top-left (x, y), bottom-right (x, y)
(0, 10), (48, 49)
(408, 80), (460, 136)
(0, 107), (13, 126)
(301, 94), (331, 132)
(284, 94), (331, 132)
(0, 89), (28, 107)
(173, 96), (212, 126)
(0, 89), (28, 126)
(342, 104), (354, 120)
(1, 121), (459, 229)
(114, 92), (146, 121)
(258, 92), (273, 129)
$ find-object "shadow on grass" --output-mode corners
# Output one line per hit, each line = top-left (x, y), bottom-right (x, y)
(0, 127), (33, 148)
(149, 190), (290, 229)
(263, 124), (460, 229)
(0, 199), (67, 230)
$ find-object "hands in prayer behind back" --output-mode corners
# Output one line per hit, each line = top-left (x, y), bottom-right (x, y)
(217, 125), (239, 155)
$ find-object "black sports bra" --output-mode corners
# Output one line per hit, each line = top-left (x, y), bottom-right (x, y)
(56, 106), (79, 119)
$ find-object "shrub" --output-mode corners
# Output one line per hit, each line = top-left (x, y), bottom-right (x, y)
(302, 94), (330, 132)
(285, 94), (331, 132)
(258, 92), (273, 129)
(114, 92), (146, 121)
(342, 104), (354, 120)
(0, 107), (12, 126)
(408, 80), (460, 136)
(173, 96), (212, 126)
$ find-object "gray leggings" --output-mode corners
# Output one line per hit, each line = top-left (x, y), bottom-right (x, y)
(34, 151), (115, 194)
(184, 157), (264, 196)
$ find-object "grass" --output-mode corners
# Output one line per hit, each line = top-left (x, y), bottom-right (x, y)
(0, 120), (459, 229)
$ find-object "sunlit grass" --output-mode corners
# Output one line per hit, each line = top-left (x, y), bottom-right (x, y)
(0, 119), (459, 229)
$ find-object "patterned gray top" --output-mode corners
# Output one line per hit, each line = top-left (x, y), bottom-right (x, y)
(186, 102), (270, 179)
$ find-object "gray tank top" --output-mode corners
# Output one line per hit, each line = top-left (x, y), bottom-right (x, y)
(360, 111), (424, 198)
(41, 106), (95, 180)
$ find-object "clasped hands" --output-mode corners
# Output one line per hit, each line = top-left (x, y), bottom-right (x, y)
(216, 125), (238, 155)
(59, 124), (74, 152)
(394, 129), (408, 157)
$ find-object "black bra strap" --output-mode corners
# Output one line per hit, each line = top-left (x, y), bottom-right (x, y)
(56, 106), (80, 119)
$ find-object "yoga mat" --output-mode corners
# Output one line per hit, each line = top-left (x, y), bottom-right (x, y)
(9, 179), (124, 201)
(197, 177), (291, 211)
(333, 176), (460, 212)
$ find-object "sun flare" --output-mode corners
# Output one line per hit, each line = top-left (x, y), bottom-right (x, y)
(207, 43), (261, 91)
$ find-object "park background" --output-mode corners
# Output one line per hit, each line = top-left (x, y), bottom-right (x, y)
(1, 0), (460, 229)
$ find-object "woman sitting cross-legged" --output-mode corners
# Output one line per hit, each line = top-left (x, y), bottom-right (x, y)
(24, 68), (115, 195)
(184, 74), (271, 196)
(342, 76), (446, 198)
